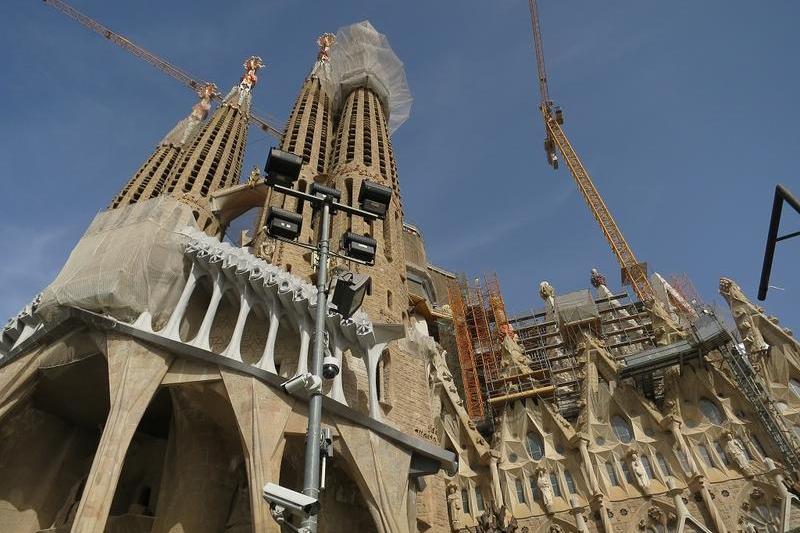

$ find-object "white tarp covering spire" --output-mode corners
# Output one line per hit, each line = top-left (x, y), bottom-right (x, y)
(329, 21), (412, 133)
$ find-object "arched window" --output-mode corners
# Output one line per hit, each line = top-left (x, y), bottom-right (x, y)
(698, 444), (714, 467)
(549, 472), (562, 497)
(475, 487), (485, 513)
(656, 453), (670, 476)
(514, 477), (525, 503)
(525, 432), (544, 460)
(563, 470), (576, 494)
(699, 398), (723, 425)
(791, 379), (800, 398)
(605, 462), (619, 486)
(640, 455), (654, 480)
(611, 415), (633, 443)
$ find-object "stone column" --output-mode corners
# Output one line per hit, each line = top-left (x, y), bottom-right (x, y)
(71, 334), (172, 533)
(574, 436), (600, 493)
(690, 476), (727, 533)
(221, 370), (295, 533)
(487, 450), (504, 506)
(570, 494), (590, 533)
(765, 459), (792, 528)
(667, 418), (699, 474)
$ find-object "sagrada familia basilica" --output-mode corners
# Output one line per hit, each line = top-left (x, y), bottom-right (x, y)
(1, 17), (800, 533)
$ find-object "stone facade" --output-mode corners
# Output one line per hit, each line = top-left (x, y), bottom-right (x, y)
(2, 19), (800, 533)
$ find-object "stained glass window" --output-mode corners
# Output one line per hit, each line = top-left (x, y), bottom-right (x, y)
(612, 415), (633, 443)
(526, 433), (544, 460)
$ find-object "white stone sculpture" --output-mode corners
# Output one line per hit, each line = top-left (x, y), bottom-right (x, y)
(537, 468), (554, 511)
(629, 451), (650, 490)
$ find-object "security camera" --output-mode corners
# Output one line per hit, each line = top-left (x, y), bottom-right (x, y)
(322, 355), (340, 379)
(263, 482), (320, 518)
(281, 373), (322, 396)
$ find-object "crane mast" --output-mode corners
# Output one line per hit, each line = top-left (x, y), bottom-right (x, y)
(42, 0), (283, 139)
(527, 0), (654, 303)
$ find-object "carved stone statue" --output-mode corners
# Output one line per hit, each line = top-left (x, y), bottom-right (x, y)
(539, 281), (556, 309)
(475, 502), (527, 533)
(724, 432), (753, 474)
(629, 451), (650, 490)
(499, 335), (531, 379)
(446, 483), (463, 531)
(537, 468), (554, 511)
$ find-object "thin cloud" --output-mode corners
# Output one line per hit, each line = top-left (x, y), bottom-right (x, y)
(0, 225), (73, 321)
(434, 184), (575, 262)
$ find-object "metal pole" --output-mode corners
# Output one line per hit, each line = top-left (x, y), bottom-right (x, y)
(758, 185), (784, 301)
(301, 200), (330, 533)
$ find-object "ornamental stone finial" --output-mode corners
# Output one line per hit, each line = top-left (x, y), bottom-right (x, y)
(317, 33), (336, 63)
(240, 56), (265, 91)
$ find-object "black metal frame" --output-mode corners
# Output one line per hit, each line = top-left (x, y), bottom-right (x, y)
(758, 184), (799, 300)
(266, 184), (380, 266)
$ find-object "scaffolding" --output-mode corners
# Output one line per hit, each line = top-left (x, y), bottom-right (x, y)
(448, 281), (486, 421)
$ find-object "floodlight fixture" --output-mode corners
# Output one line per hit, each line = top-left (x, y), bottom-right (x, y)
(342, 232), (377, 264)
(357, 180), (392, 219)
(309, 182), (342, 202)
(266, 208), (303, 240)
(265, 147), (303, 187)
(329, 272), (371, 319)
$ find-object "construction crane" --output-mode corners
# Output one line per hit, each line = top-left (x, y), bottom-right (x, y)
(527, 0), (654, 304)
(42, 0), (284, 139)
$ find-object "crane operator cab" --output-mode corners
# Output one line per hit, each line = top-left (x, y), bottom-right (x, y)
(544, 137), (559, 169)
(554, 106), (564, 125)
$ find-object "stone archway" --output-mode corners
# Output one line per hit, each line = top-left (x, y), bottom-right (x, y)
(0, 352), (109, 532)
(151, 381), (252, 533)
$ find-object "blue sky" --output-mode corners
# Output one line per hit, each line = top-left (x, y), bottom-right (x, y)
(1, 0), (798, 333)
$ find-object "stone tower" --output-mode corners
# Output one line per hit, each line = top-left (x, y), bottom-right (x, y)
(164, 56), (264, 234)
(0, 24), (457, 533)
(108, 83), (216, 210)
(255, 34), (336, 277)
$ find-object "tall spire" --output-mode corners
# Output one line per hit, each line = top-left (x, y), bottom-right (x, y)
(165, 57), (264, 234)
(108, 83), (216, 209)
(254, 37), (335, 277)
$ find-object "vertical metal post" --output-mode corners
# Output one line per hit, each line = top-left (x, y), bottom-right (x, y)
(301, 200), (330, 533)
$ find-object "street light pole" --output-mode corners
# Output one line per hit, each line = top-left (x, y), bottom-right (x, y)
(262, 146), (393, 533)
(301, 200), (331, 533)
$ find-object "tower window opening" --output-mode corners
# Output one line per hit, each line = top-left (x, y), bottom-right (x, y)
(382, 216), (394, 262)
(698, 444), (714, 467)
(656, 453), (671, 476)
(611, 415), (633, 443)
(714, 441), (730, 466)
(474, 487), (485, 512)
(514, 477), (525, 503)
(377, 349), (390, 404)
(621, 460), (634, 484)
(550, 472), (562, 497)
(699, 398), (724, 425)
(387, 290), (393, 310)
(563, 470), (576, 494)
(605, 462), (619, 486)
(461, 489), (470, 515)
(640, 455), (654, 480)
